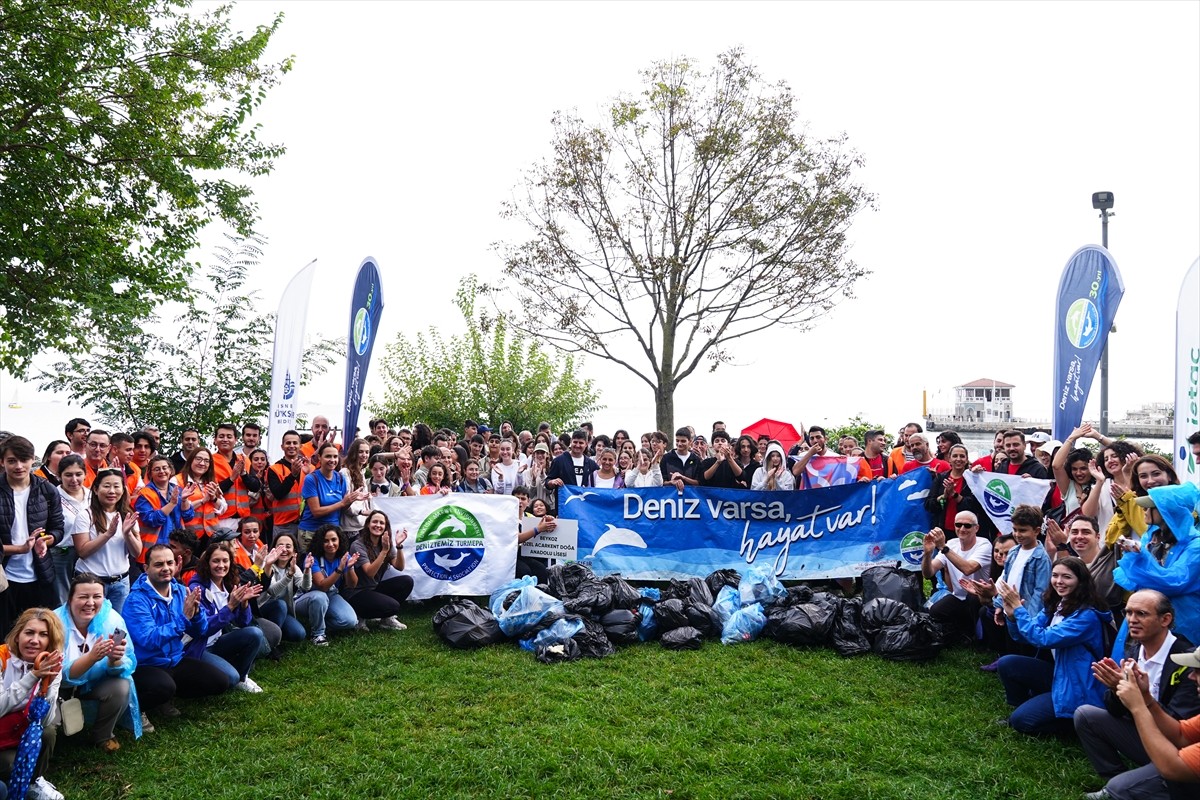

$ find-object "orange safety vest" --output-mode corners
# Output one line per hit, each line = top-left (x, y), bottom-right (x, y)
(82, 460), (106, 489)
(269, 460), (309, 526)
(212, 452), (252, 520)
(135, 484), (168, 563)
(125, 462), (144, 497)
(175, 475), (221, 542)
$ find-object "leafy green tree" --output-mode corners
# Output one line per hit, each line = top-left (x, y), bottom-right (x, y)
(0, 0), (290, 375)
(38, 236), (341, 449)
(371, 276), (601, 434)
(826, 416), (891, 450)
(497, 49), (872, 434)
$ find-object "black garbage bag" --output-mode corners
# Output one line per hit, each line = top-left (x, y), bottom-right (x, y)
(661, 579), (692, 601)
(830, 597), (871, 657)
(687, 577), (714, 607)
(872, 616), (940, 662)
(763, 602), (836, 646)
(923, 614), (961, 649)
(602, 575), (642, 610)
(536, 638), (581, 664)
(432, 599), (506, 649)
(685, 602), (721, 638)
(860, 597), (915, 639)
(862, 565), (924, 611)
(704, 569), (741, 599)
(654, 598), (690, 631)
(601, 608), (642, 644)
(572, 618), (617, 658)
(563, 580), (614, 617)
(546, 562), (595, 599)
(809, 591), (842, 613)
(781, 584), (815, 607)
(661, 626), (704, 650)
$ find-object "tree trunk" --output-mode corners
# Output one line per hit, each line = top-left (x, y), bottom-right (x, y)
(655, 381), (674, 436)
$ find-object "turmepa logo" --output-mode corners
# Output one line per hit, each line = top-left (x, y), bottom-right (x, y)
(352, 307), (371, 356)
(983, 478), (1013, 516)
(414, 505), (485, 581)
(900, 531), (925, 566)
(1065, 298), (1101, 349)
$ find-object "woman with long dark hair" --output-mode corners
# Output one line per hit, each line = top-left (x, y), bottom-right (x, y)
(186, 542), (267, 693)
(345, 511), (411, 631)
(996, 556), (1110, 735)
(75, 469), (142, 613)
(34, 440), (70, 485)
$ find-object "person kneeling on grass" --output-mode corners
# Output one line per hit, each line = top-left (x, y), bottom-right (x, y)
(995, 556), (1111, 735)
(0, 608), (66, 800)
(1085, 647), (1200, 799)
(185, 542), (267, 694)
(126, 544), (232, 723)
(345, 511), (411, 631)
(54, 574), (144, 754)
(295, 525), (360, 646)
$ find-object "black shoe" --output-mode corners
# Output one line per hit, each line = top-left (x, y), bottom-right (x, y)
(155, 701), (182, 719)
(268, 648), (283, 662)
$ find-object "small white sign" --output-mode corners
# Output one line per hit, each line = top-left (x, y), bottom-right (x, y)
(520, 517), (579, 563)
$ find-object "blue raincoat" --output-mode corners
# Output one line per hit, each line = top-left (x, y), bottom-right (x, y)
(1113, 483), (1200, 655)
(1007, 604), (1111, 717)
(53, 599), (143, 739)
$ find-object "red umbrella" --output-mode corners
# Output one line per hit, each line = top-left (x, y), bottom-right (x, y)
(740, 419), (803, 453)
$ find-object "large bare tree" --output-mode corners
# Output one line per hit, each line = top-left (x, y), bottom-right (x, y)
(498, 49), (873, 433)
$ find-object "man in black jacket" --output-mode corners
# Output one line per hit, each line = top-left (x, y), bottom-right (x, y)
(546, 430), (597, 492)
(0, 435), (63, 629)
(1075, 590), (1200, 780)
(992, 430), (1050, 480)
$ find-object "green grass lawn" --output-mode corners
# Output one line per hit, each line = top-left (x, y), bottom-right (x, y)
(53, 601), (1103, 800)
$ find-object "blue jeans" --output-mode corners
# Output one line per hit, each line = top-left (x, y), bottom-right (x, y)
(202, 626), (266, 683)
(259, 598), (307, 642)
(997, 654), (1071, 734)
(294, 591), (357, 638)
(50, 548), (76, 607)
(101, 576), (130, 615)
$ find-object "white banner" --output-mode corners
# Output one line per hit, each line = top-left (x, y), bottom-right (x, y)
(963, 470), (1053, 534)
(1176, 258), (1200, 488)
(519, 516), (579, 563)
(267, 260), (318, 460)
(373, 494), (518, 600)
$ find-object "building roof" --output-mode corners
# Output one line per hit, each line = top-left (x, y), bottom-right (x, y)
(957, 378), (1015, 389)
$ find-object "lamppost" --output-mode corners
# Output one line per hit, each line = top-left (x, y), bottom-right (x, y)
(1093, 191), (1115, 435)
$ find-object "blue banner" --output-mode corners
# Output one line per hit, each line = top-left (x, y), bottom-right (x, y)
(557, 470), (935, 580)
(343, 257), (384, 439)
(1052, 245), (1124, 440)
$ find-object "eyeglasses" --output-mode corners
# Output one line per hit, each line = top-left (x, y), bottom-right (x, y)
(954, 522), (977, 529)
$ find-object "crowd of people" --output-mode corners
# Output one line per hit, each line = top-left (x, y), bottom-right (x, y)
(0, 414), (1198, 799)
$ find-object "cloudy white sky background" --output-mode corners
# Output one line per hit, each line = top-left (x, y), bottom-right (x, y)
(2, 1), (1197, 445)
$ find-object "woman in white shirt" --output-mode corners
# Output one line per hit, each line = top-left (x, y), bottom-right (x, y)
(74, 470), (142, 614)
(54, 455), (91, 607)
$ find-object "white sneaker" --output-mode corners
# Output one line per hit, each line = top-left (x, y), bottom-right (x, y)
(235, 676), (263, 694)
(379, 616), (407, 631)
(30, 776), (64, 800)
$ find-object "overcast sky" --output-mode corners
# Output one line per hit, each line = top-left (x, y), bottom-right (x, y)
(4, 0), (1198, 444)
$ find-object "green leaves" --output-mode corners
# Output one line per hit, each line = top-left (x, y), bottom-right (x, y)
(38, 235), (341, 450)
(0, 0), (289, 375)
(370, 275), (602, 434)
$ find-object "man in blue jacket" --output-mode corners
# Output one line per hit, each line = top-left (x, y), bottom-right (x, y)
(125, 544), (230, 721)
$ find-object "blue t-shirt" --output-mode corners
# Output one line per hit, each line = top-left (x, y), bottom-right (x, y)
(299, 470), (347, 531)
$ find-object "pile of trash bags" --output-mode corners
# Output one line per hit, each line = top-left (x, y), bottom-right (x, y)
(431, 563), (957, 664)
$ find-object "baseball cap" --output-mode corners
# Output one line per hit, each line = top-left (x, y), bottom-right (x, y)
(1171, 645), (1200, 669)
(533, 443), (549, 454)
(1027, 431), (1052, 444)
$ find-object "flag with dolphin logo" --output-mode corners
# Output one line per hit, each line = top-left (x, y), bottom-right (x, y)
(373, 494), (518, 600)
(963, 470), (1054, 534)
(1052, 245), (1124, 440)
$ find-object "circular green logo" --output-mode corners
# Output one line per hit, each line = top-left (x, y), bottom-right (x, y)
(352, 308), (371, 355)
(1064, 298), (1100, 349)
(414, 505), (485, 581)
(900, 531), (925, 566)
